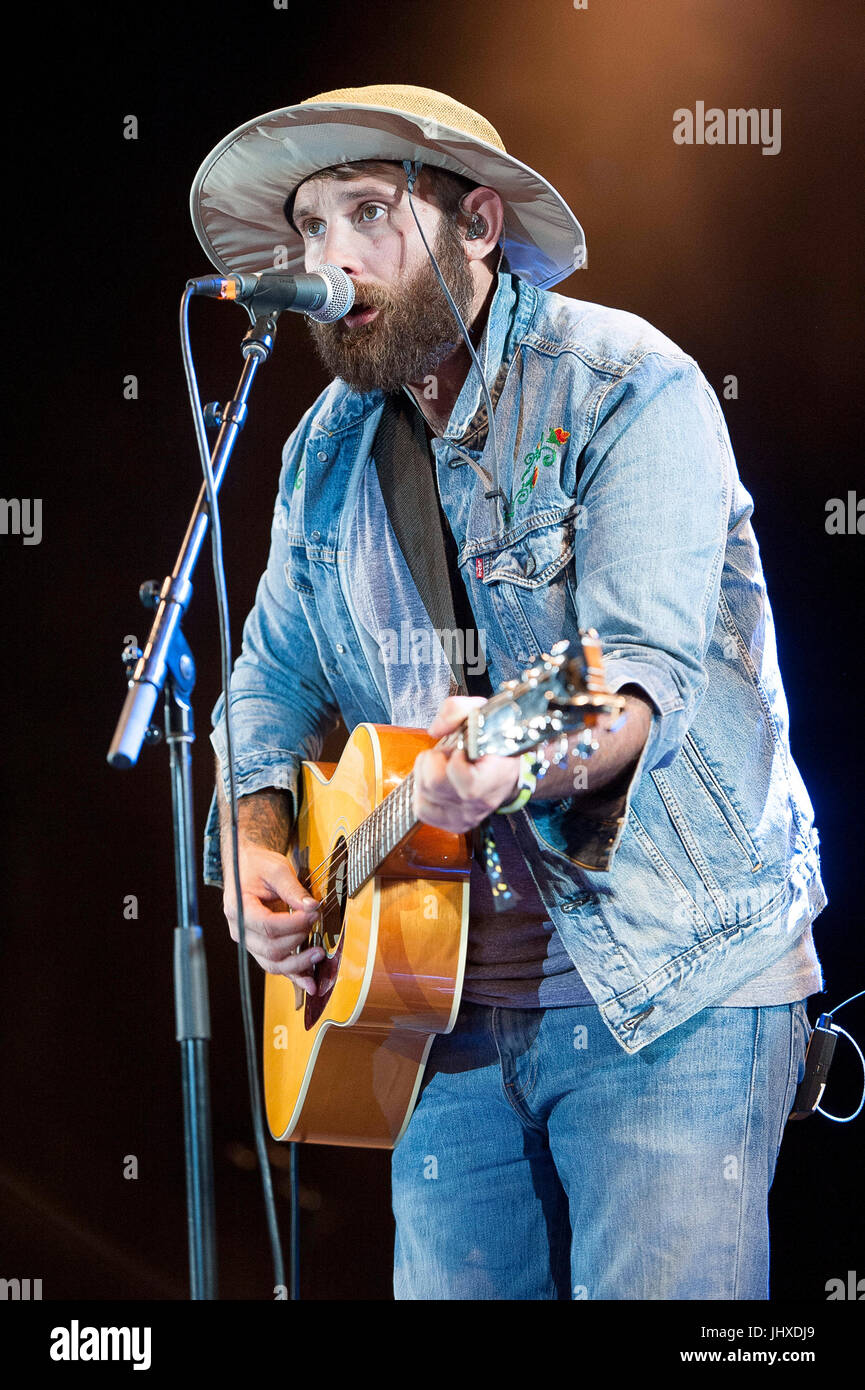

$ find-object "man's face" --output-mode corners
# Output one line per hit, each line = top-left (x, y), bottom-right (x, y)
(292, 165), (476, 394)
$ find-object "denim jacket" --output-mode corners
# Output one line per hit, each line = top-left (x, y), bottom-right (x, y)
(204, 267), (826, 1054)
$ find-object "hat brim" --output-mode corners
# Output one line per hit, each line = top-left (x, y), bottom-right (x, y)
(190, 101), (586, 289)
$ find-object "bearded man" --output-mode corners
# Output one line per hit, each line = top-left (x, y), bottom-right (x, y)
(193, 85), (825, 1300)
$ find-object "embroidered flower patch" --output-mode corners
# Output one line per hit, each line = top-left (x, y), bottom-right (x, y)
(503, 427), (571, 523)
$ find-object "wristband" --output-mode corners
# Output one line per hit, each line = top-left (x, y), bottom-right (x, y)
(497, 751), (538, 814)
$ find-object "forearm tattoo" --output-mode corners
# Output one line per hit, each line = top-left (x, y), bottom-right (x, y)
(217, 774), (293, 854)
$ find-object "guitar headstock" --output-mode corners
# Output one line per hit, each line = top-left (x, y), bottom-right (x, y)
(451, 632), (626, 764)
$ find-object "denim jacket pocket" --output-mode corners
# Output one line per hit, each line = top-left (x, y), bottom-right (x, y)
(473, 507), (581, 660)
(649, 735), (772, 933)
(480, 508), (579, 588)
(679, 734), (763, 869)
(283, 542), (314, 595)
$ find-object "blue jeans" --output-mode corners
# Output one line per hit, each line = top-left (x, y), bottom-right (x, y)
(391, 1000), (810, 1299)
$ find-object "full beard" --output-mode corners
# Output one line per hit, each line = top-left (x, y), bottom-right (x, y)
(304, 219), (476, 395)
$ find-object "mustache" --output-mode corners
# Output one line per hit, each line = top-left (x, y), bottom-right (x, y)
(346, 281), (392, 311)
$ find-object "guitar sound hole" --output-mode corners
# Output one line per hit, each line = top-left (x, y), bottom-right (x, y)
(321, 835), (348, 953)
(304, 838), (349, 1030)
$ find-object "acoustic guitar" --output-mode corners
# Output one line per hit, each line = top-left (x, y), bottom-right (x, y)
(263, 633), (625, 1148)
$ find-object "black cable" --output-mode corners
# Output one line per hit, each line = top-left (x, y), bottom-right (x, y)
(824, 987), (865, 1020)
(817, 987), (865, 1123)
(401, 159), (506, 532)
(179, 287), (288, 1297)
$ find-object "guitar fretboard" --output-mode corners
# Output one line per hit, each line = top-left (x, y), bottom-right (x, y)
(346, 772), (418, 897)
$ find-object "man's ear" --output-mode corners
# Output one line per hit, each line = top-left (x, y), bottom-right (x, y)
(458, 187), (504, 259)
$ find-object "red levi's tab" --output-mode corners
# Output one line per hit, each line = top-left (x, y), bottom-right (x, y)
(476, 557), (484, 579)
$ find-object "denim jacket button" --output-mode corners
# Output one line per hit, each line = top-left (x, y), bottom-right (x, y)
(310, 530), (321, 541)
(316, 451), (329, 462)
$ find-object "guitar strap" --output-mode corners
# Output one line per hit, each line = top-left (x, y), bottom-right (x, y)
(373, 390), (479, 699)
(372, 390), (514, 898)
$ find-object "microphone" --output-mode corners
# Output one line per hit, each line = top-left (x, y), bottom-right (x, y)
(187, 264), (355, 321)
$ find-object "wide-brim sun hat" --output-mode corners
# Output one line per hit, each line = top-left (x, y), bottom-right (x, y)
(190, 84), (587, 290)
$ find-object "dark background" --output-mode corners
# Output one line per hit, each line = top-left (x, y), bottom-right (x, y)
(1, 0), (862, 1310)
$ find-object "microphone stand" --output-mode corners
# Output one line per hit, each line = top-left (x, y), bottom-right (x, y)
(107, 313), (278, 1300)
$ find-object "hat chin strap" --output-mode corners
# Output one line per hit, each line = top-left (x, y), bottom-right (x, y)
(402, 159), (506, 534)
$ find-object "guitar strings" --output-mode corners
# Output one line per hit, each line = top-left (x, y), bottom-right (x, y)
(292, 726), (463, 913)
(302, 787), (409, 897)
(299, 775), (415, 903)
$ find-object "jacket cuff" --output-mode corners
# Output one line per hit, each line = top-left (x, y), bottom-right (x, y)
(525, 665), (662, 872)
(600, 654), (694, 771)
(529, 716), (652, 872)
(203, 728), (302, 891)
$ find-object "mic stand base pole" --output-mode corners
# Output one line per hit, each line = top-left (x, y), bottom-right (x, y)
(167, 680), (217, 1301)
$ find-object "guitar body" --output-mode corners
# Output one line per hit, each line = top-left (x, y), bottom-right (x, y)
(261, 634), (624, 1149)
(263, 722), (472, 1149)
